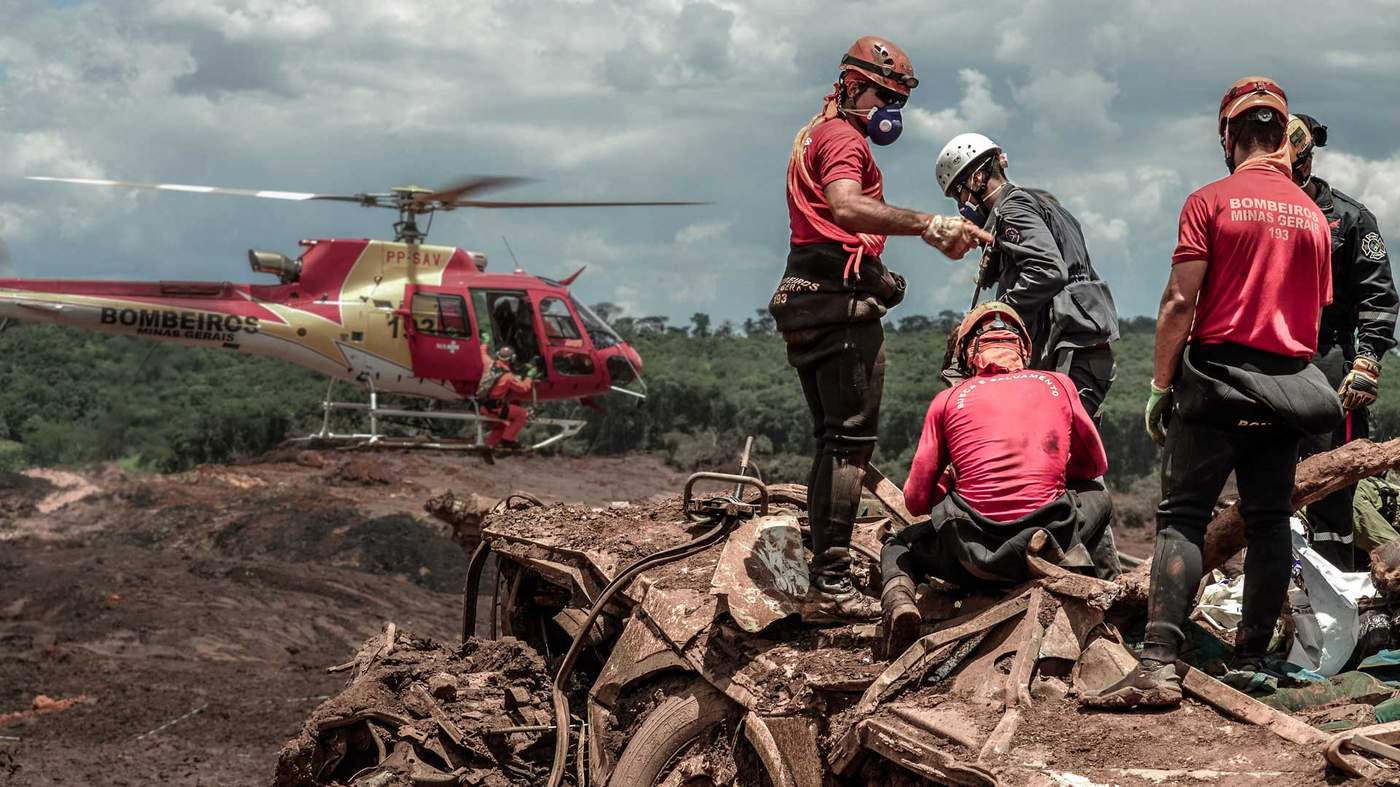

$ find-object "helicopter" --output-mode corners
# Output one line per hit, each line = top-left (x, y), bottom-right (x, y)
(0, 175), (702, 451)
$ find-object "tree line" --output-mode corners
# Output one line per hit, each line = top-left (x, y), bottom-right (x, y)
(0, 314), (1395, 489)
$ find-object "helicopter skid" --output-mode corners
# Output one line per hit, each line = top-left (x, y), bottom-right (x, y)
(289, 379), (586, 453)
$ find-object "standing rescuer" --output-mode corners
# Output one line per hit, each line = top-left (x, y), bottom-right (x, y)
(934, 134), (1120, 415)
(1083, 77), (1340, 709)
(770, 36), (990, 622)
(1287, 113), (1399, 570)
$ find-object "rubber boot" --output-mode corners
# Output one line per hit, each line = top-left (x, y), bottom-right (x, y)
(880, 575), (921, 658)
(801, 455), (880, 624)
(1230, 623), (1275, 674)
(1079, 658), (1182, 710)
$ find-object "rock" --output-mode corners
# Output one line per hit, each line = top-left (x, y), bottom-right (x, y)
(506, 686), (531, 708)
(294, 451), (325, 469)
(427, 673), (459, 701)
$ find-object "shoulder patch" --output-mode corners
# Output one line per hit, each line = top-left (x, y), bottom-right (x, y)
(1362, 231), (1388, 261)
(1001, 225), (1022, 244)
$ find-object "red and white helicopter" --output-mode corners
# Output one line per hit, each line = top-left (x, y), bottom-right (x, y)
(0, 175), (701, 450)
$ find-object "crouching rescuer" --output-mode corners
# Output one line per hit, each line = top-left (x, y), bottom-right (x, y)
(770, 35), (990, 622)
(880, 302), (1118, 657)
(1084, 77), (1340, 710)
(476, 346), (534, 450)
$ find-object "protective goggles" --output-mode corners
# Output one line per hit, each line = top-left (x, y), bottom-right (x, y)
(840, 54), (919, 90)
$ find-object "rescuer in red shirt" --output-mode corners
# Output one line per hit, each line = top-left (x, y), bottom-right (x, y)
(769, 36), (991, 623)
(1084, 78), (1339, 710)
(880, 301), (1117, 656)
(478, 346), (534, 450)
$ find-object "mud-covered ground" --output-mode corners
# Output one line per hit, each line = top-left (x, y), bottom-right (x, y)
(0, 451), (682, 786)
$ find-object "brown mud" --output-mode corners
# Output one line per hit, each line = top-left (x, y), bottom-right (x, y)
(0, 452), (680, 786)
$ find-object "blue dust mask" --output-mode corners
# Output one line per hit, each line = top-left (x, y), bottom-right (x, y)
(866, 105), (903, 146)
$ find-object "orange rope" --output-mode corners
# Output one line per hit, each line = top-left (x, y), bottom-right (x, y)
(787, 98), (886, 284)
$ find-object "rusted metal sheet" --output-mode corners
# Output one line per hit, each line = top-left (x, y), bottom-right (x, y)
(744, 713), (822, 787)
(830, 718), (1000, 786)
(711, 512), (809, 633)
(887, 704), (981, 750)
(857, 590), (1031, 714)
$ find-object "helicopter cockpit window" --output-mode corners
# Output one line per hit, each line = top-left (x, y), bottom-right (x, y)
(410, 293), (470, 337)
(539, 297), (583, 346)
(570, 296), (623, 349)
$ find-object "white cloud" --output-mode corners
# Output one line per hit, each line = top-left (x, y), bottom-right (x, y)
(906, 69), (1011, 144)
(1315, 148), (1400, 234)
(2, 0), (1400, 321)
(675, 221), (730, 244)
(1013, 69), (1121, 142)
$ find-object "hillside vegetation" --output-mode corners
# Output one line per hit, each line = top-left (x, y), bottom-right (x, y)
(1, 314), (1396, 489)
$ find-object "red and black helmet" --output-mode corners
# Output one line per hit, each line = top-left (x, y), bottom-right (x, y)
(841, 36), (918, 96)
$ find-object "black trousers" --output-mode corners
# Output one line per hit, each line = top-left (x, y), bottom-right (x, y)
(788, 319), (885, 588)
(1143, 417), (1300, 663)
(1053, 344), (1116, 418)
(880, 487), (1119, 590)
(1301, 343), (1369, 570)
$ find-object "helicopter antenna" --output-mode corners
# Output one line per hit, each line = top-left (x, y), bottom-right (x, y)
(502, 235), (524, 274)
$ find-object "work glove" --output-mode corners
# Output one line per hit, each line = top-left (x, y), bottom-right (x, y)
(1145, 382), (1173, 447)
(1339, 357), (1381, 411)
(922, 215), (992, 260)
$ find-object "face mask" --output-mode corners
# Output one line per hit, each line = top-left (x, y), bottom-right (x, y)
(865, 104), (903, 145)
(959, 201), (986, 225)
(967, 329), (1026, 374)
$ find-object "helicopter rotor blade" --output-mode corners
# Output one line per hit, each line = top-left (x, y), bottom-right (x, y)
(410, 176), (536, 210)
(26, 176), (376, 205)
(444, 199), (710, 210)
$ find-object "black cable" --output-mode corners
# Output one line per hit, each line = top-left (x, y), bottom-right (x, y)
(544, 516), (731, 787)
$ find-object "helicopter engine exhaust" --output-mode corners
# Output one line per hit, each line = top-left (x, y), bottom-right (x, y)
(248, 250), (301, 283)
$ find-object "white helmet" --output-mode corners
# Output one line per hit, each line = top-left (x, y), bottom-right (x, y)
(936, 133), (1002, 197)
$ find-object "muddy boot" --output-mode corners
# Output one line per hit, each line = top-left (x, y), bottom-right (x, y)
(880, 575), (922, 658)
(1078, 659), (1182, 710)
(802, 548), (880, 624)
(801, 579), (881, 624)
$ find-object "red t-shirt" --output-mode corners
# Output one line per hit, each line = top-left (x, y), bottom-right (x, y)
(788, 118), (882, 246)
(1172, 161), (1332, 358)
(903, 370), (1108, 522)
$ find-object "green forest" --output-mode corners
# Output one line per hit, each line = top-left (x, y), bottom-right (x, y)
(2, 313), (1397, 489)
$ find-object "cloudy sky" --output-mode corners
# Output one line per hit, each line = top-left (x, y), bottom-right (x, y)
(3, 0), (1400, 326)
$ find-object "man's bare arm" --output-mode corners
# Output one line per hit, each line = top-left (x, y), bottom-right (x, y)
(825, 178), (931, 235)
(825, 179), (993, 259)
(1152, 260), (1207, 388)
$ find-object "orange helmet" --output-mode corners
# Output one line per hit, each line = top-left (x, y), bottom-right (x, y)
(1218, 76), (1288, 135)
(841, 36), (918, 96)
(953, 301), (1030, 373)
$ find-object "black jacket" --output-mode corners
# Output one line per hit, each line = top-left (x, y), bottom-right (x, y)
(1311, 178), (1398, 362)
(981, 186), (1119, 369)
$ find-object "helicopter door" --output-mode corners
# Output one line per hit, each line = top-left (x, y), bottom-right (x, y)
(534, 294), (604, 392)
(402, 286), (482, 383)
